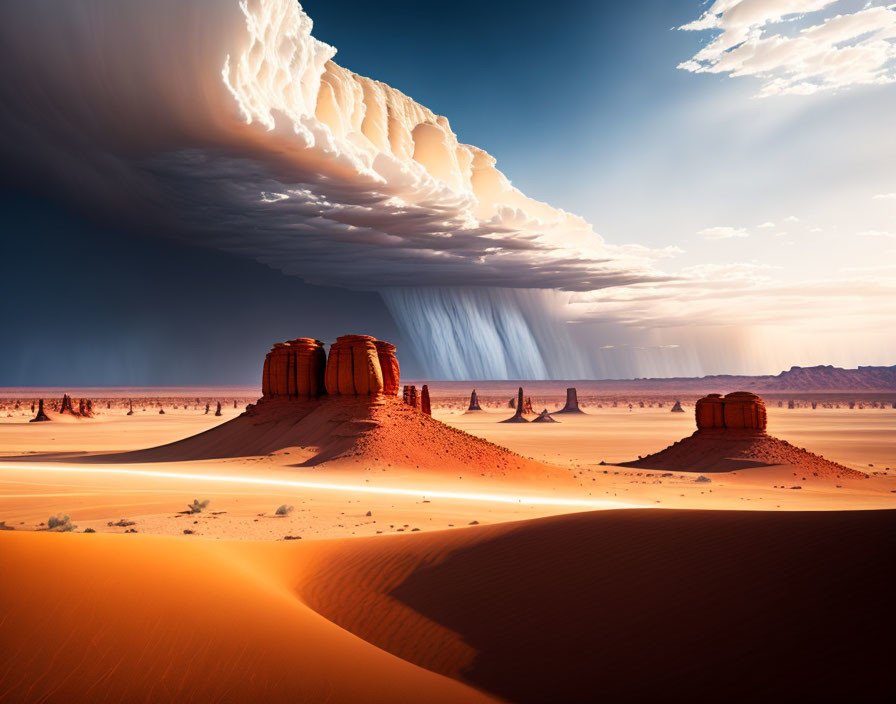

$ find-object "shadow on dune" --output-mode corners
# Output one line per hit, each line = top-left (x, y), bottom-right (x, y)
(302, 509), (895, 703)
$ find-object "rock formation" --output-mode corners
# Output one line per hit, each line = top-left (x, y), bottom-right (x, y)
(408, 385), (418, 408)
(127, 400), (134, 416)
(533, 409), (558, 423)
(466, 389), (483, 412)
(215, 402), (222, 417)
(695, 392), (766, 434)
(670, 400), (684, 413)
(325, 335), (384, 396)
(501, 387), (529, 423)
(374, 340), (400, 396)
(622, 391), (865, 479)
(204, 403), (210, 415)
(29, 399), (50, 422)
(59, 394), (75, 415)
(523, 397), (535, 415)
(420, 385), (432, 416)
(263, 338), (327, 399)
(552, 388), (584, 414)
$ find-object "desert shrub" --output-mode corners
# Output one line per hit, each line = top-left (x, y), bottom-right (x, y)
(48, 513), (76, 532)
(186, 499), (210, 514)
(275, 504), (294, 516)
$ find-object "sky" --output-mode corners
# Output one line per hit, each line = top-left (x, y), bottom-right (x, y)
(1, 0), (894, 384)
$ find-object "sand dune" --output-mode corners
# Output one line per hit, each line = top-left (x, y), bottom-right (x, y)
(0, 531), (496, 704)
(296, 509), (896, 703)
(3, 508), (893, 703)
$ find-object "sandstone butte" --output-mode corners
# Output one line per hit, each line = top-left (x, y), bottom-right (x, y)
(695, 391), (766, 433)
(623, 391), (866, 479)
(261, 335), (401, 401)
(552, 387), (584, 414)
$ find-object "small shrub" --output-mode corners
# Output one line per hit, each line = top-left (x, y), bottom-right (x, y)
(48, 514), (76, 532)
(83, 528), (96, 533)
(275, 504), (294, 516)
(186, 499), (210, 514)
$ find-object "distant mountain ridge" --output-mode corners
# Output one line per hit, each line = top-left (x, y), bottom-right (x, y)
(625, 364), (896, 393)
(760, 365), (896, 391)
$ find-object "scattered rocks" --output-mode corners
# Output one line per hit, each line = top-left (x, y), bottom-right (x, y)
(553, 387), (584, 414)
(466, 389), (483, 412)
(186, 499), (210, 514)
(533, 409), (558, 423)
(501, 387), (529, 423)
(29, 399), (51, 423)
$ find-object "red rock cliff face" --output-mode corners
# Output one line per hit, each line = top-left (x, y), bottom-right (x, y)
(374, 340), (400, 396)
(695, 392), (767, 433)
(262, 338), (327, 399)
(325, 335), (384, 396)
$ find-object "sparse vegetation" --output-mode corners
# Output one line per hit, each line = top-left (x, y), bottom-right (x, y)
(0, 521), (14, 531)
(47, 513), (76, 532)
(186, 499), (210, 514)
(275, 504), (294, 516)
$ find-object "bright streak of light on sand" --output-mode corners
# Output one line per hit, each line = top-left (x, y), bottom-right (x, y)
(0, 463), (638, 509)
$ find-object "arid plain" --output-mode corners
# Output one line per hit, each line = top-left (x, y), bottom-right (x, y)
(1, 382), (894, 703)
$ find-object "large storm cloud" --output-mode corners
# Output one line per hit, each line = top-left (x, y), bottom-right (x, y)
(0, 0), (676, 378)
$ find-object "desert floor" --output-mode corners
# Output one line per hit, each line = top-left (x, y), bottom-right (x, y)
(1, 388), (894, 702)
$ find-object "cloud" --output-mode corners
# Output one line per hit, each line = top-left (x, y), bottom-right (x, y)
(873, 192), (896, 199)
(0, 0), (668, 293)
(678, 1), (896, 96)
(757, 221), (776, 228)
(858, 229), (896, 238)
(783, 215), (800, 222)
(698, 226), (749, 239)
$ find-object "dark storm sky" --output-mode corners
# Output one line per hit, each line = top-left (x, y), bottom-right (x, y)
(0, 0), (681, 386)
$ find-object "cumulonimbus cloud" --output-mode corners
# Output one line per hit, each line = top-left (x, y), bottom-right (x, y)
(0, 0), (669, 293)
(678, 0), (896, 96)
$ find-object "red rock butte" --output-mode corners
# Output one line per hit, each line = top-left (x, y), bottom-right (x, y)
(695, 391), (767, 434)
(622, 390), (865, 479)
(261, 335), (400, 400)
(107, 333), (562, 479)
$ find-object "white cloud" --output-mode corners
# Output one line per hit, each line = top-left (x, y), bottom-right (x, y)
(873, 192), (896, 199)
(679, 1), (896, 96)
(698, 225), (749, 239)
(757, 221), (775, 228)
(858, 229), (896, 238)
(783, 215), (800, 222)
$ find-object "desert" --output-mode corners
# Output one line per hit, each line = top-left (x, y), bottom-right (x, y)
(3, 0), (896, 701)
(2, 342), (895, 702)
